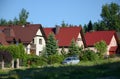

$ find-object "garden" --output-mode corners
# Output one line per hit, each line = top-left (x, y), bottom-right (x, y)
(0, 56), (120, 79)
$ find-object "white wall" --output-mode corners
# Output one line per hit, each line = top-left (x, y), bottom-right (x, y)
(26, 44), (30, 54)
(76, 33), (84, 48)
(26, 29), (46, 56)
(85, 47), (97, 53)
(34, 29), (46, 55)
(58, 48), (69, 54)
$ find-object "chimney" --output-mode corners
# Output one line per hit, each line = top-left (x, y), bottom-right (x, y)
(22, 25), (25, 27)
(55, 25), (60, 34)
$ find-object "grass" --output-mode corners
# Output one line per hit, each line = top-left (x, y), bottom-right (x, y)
(0, 57), (120, 79)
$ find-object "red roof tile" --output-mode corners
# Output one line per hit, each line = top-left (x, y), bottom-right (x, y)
(11, 25), (40, 43)
(0, 33), (9, 45)
(85, 31), (116, 46)
(0, 24), (43, 44)
(44, 27), (82, 47)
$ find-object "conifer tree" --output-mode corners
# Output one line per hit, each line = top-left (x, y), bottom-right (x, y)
(68, 39), (80, 56)
(46, 33), (58, 56)
(88, 20), (93, 32)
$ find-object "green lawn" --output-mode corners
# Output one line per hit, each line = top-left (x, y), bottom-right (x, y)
(0, 57), (120, 79)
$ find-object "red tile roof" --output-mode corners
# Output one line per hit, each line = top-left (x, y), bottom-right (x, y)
(85, 31), (117, 46)
(0, 24), (43, 44)
(44, 27), (82, 47)
(0, 33), (9, 45)
(11, 25), (40, 43)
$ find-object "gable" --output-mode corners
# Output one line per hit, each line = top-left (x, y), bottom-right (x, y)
(76, 33), (84, 47)
(108, 35), (118, 47)
(36, 29), (43, 36)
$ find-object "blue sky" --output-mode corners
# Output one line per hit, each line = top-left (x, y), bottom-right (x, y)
(0, 0), (119, 27)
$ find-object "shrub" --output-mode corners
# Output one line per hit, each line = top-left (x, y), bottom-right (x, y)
(81, 49), (99, 61)
(36, 56), (48, 66)
(47, 54), (64, 64)
(25, 55), (48, 67)
(94, 40), (107, 58)
(109, 54), (116, 58)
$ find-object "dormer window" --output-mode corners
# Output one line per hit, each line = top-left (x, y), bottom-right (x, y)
(39, 39), (42, 44)
(33, 39), (34, 43)
(77, 38), (82, 41)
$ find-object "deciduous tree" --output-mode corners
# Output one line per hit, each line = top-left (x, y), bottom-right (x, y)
(94, 40), (107, 58)
(0, 8), (29, 26)
(100, 3), (120, 31)
(19, 8), (29, 25)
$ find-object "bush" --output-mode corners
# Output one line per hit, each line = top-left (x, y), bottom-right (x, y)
(25, 55), (48, 67)
(23, 54), (65, 67)
(36, 56), (48, 66)
(47, 54), (64, 64)
(109, 54), (116, 58)
(81, 49), (99, 61)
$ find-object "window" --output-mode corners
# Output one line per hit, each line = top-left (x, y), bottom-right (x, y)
(33, 39), (34, 43)
(39, 39), (42, 44)
(77, 38), (82, 41)
(39, 51), (42, 55)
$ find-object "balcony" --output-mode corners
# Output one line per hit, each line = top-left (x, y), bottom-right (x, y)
(30, 43), (36, 49)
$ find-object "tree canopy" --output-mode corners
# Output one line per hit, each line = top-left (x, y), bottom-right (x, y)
(83, 3), (120, 32)
(100, 2), (120, 31)
(94, 40), (107, 58)
(0, 8), (29, 26)
(19, 8), (29, 25)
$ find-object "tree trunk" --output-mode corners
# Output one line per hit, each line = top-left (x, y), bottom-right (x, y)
(16, 58), (19, 68)
(11, 59), (14, 68)
(1, 59), (4, 69)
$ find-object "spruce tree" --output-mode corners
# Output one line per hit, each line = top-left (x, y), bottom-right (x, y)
(68, 39), (80, 56)
(46, 33), (58, 56)
(88, 20), (93, 32)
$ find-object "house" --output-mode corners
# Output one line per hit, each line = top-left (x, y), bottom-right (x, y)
(0, 24), (46, 55)
(43, 26), (85, 53)
(85, 31), (118, 55)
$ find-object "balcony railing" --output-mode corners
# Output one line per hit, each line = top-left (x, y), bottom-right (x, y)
(30, 43), (36, 49)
